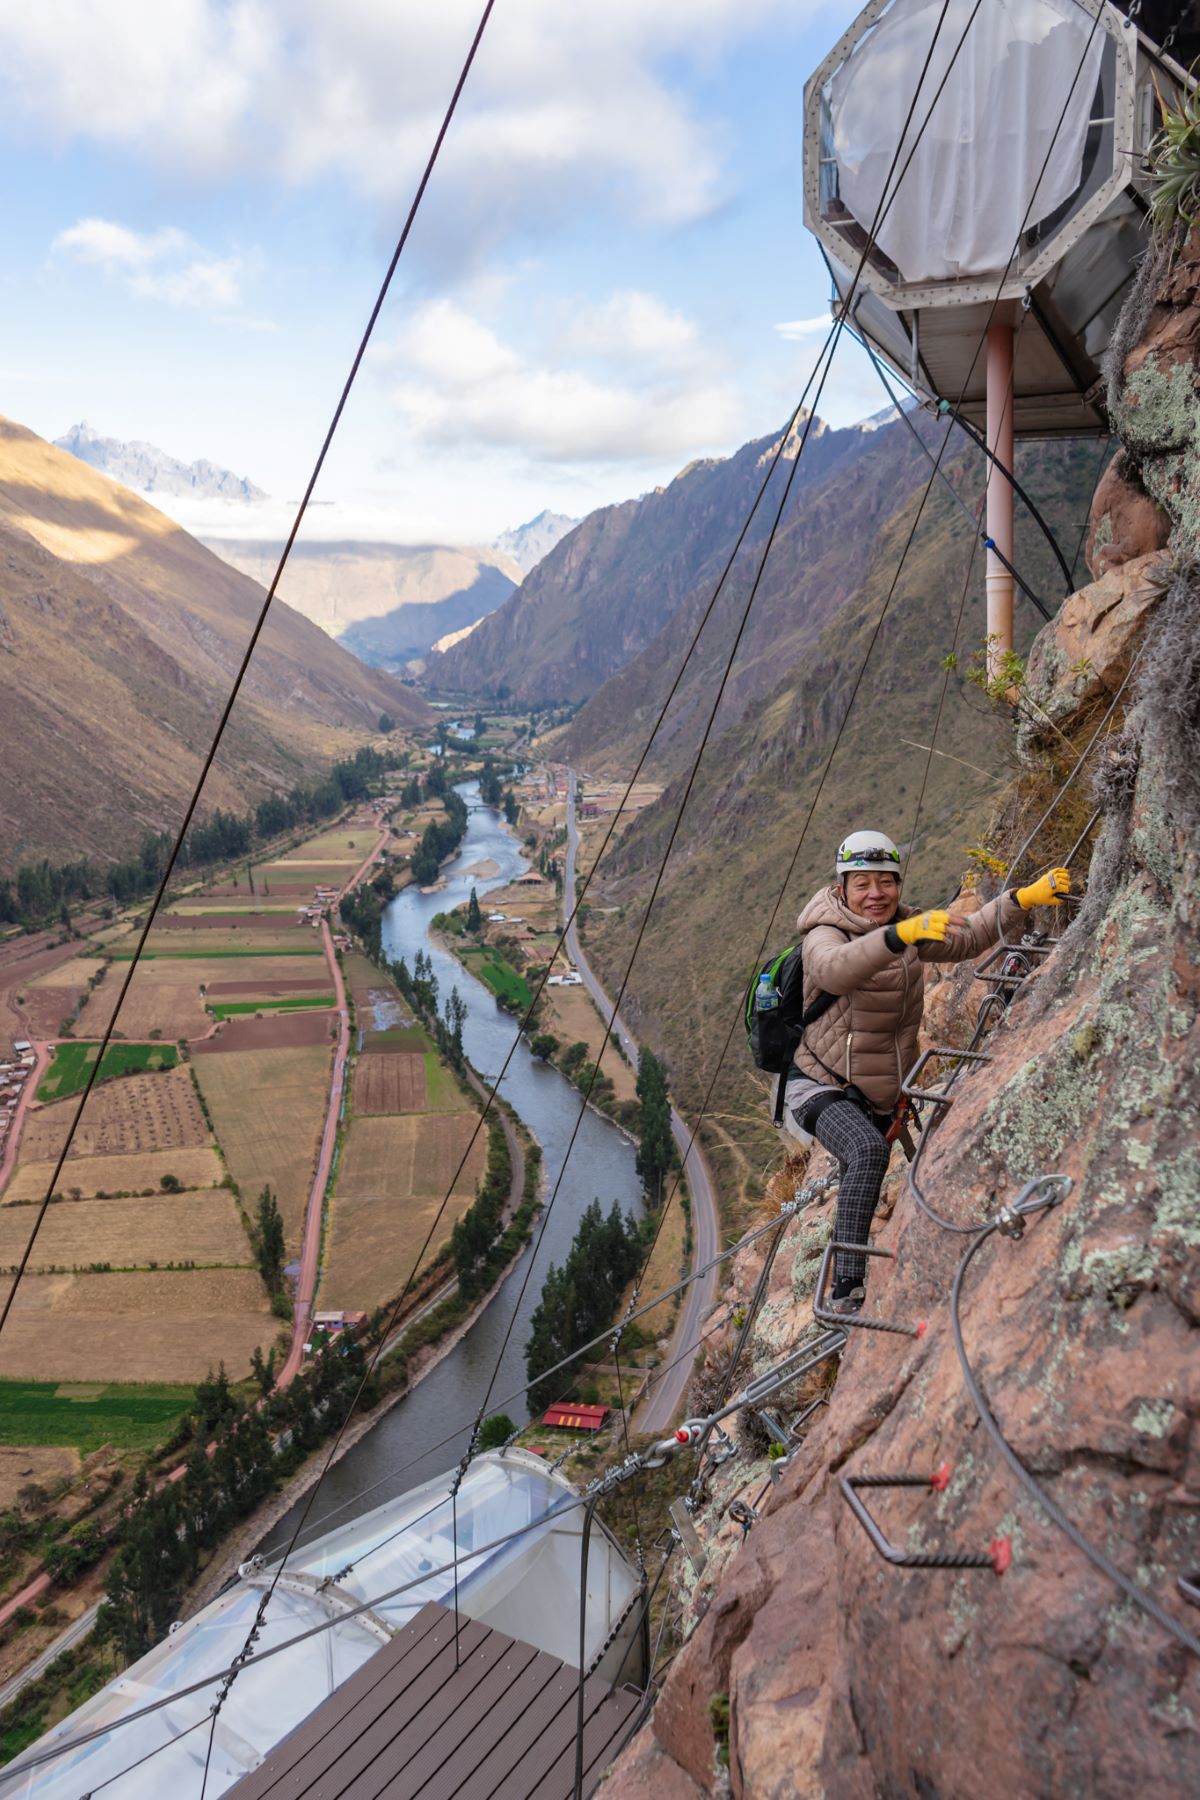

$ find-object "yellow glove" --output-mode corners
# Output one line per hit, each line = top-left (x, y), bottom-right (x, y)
(893, 910), (952, 946)
(1015, 868), (1071, 909)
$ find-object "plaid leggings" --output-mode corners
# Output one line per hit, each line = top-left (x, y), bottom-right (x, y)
(812, 1099), (891, 1285)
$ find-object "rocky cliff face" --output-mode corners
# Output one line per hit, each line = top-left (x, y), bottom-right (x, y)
(604, 237), (1200, 1799)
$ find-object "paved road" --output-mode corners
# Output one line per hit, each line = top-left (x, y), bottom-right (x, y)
(563, 772), (718, 1431)
(0, 1040), (50, 1198)
(0, 1603), (99, 1709)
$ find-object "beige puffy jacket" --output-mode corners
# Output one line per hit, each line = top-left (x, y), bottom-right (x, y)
(791, 883), (1024, 1111)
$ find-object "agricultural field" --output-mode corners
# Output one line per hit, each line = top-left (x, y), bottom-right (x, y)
(360, 1024), (430, 1052)
(75, 969), (210, 1041)
(209, 995), (334, 1021)
(191, 1011), (336, 1052)
(36, 1040), (178, 1102)
(127, 927), (322, 957)
(20, 956), (104, 1039)
(4, 1146), (225, 1203)
(278, 828), (370, 861)
(192, 1045), (333, 1248)
(318, 1112), (486, 1314)
(353, 1054), (427, 1113)
(0, 1269), (275, 1383)
(251, 863), (349, 890)
(0, 1383), (196, 1455)
(455, 943), (533, 1011)
(352, 1048), (467, 1114)
(538, 984), (637, 1103)
(0, 1191), (251, 1272)
(21, 1065), (210, 1162)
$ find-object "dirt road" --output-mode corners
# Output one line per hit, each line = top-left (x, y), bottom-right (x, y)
(276, 827), (387, 1389)
(563, 771), (719, 1431)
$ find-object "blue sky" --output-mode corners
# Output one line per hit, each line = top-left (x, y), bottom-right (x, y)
(0, 0), (884, 544)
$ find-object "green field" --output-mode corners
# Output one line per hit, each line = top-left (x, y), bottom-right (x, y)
(0, 1380), (196, 1452)
(457, 946), (533, 1011)
(37, 1041), (179, 1102)
(365, 1024), (432, 1051)
(210, 995), (335, 1021)
(424, 1054), (466, 1108)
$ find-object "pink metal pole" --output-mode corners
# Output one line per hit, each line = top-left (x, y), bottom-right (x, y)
(985, 319), (1015, 683)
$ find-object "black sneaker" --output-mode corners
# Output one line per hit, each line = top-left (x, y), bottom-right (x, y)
(828, 1284), (865, 1316)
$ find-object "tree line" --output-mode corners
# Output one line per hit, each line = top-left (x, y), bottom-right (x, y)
(0, 744), (398, 926)
(524, 1199), (642, 1414)
(98, 1341), (380, 1662)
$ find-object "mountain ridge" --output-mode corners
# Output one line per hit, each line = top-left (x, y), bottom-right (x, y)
(55, 420), (267, 503)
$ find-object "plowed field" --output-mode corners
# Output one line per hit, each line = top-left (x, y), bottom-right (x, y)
(4, 1146), (224, 1203)
(190, 1011), (336, 1053)
(192, 1045), (332, 1247)
(0, 1191), (250, 1269)
(352, 1054), (427, 1113)
(21, 1065), (210, 1162)
(0, 1269), (274, 1382)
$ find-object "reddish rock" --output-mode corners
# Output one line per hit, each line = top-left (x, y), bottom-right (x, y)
(1019, 550), (1165, 749)
(1085, 453), (1171, 578)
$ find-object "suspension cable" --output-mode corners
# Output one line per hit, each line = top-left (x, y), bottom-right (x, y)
(599, 0), (980, 1436)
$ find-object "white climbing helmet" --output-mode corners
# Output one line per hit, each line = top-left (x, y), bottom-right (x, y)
(835, 830), (902, 877)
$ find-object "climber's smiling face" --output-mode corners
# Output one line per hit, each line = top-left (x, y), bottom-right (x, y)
(844, 871), (901, 925)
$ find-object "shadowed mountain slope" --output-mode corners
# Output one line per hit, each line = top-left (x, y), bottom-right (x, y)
(430, 415), (869, 704)
(0, 416), (430, 869)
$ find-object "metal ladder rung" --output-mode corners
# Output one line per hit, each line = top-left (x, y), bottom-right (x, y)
(842, 1464), (1011, 1573)
(901, 1045), (992, 1108)
(813, 1240), (927, 1338)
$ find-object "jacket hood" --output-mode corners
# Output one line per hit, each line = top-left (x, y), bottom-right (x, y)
(797, 883), (909, 938)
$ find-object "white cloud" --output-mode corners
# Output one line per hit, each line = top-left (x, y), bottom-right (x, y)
(382, 294), (739, 465)
(52, 216), (248, 311)
(775, 314), (833, 339)
(0, 1), (806, 258)
(558, 291), (700, 365)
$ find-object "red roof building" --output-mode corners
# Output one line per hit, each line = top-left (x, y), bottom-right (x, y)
(541, 1402), (609, 1432)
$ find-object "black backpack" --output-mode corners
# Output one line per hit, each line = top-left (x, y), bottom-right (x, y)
(744, 937), (843, 1124)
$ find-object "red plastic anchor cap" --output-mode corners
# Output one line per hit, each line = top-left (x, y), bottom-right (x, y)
(990, 1536), (1013, 1575)
(930, 1461), (952, 1492)
(916, 1320), (928, 1338)
(675, 1427), (691, 1444)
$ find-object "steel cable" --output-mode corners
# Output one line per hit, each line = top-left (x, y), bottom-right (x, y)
(951, 1219), (1200, 1658)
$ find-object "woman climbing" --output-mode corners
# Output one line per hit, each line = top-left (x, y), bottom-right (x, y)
(787, 830), (1069, 1314)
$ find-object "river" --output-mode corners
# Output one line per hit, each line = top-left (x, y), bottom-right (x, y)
(262, 779), (644, 1552)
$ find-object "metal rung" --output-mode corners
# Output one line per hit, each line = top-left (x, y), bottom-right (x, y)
(975, 937), (1056, 984)
(813, 1240), (927, 1339)
(1179, 1571), (1200, 1608)
(842, 1464), (1011, 1573)
(901, 1045), (992, 1108)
